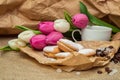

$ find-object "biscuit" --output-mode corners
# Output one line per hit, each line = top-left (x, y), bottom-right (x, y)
(55, 52), (72, 59)
(57, 39), (84, 52)
(43, 46), (61, 58)
(43, 46), (60, 54)
(78, 49), (96, 57)
(57, 41), (74, 52)
(44, 52), (56, 58)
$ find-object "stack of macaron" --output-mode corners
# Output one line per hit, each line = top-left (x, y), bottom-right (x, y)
(7, 14), (89, 51)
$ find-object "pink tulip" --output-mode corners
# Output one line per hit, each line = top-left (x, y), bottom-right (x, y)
(46, 31), (64, 45)
(38, 21), (55, 34)
(30, 34), (47, 50)
(72, 14), (89, 29)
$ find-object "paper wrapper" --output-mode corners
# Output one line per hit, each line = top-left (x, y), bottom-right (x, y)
(0, 0), (120, 35)
(20, 40), (120, 72)
(112, 32), (120, 40)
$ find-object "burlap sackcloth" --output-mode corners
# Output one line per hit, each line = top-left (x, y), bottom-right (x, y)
(0, 36), (120, 80)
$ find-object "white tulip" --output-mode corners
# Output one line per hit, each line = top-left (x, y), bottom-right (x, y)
(8, 39), (26, 50)
(17, 39), (26, 47)
(54, 19), (70, 33)
(18, 30), (35, 43)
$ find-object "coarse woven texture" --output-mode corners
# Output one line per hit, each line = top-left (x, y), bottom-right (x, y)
(0, 37), (120, 80)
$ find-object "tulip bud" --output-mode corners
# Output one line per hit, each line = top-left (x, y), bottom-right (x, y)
(18, 30), (36, 43)
(30, 34), (47, 50)
(8, 39), (26, 50)
(72, 14), (89, 29)
(38, 21), (55, 34)
(54, 19), (70, 33)
(46, 31), (63, 45)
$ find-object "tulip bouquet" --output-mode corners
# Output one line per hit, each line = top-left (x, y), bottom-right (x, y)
(0, 14), (88, 51)
(0, 2), (120, 51)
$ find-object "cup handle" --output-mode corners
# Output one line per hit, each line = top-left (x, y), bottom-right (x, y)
(72, 29), (82, 42)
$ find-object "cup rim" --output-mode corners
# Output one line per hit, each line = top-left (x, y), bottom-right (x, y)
(84, 25), (112, 31)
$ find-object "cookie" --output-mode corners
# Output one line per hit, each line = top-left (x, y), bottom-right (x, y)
(78, 49), (96, 56)
(43, 46), (60, 58)
(57, 39), (84, 52)
(43, 46), (60, 54)
(44, 52), (56, 58)
(55, 52), (72, 59)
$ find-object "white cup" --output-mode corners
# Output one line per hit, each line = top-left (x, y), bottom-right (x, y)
(72, 25), (112, 41)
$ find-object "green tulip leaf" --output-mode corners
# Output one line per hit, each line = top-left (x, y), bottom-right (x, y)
(64, 11), (77, 30)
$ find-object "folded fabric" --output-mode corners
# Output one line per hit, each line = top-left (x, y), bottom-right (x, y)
(0, 0), (120, 35)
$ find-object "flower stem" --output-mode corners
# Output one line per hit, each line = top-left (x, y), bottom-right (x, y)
(15, 25), (41, 34)
(15, 25), (31, 31)
(0, 45), (19, 51)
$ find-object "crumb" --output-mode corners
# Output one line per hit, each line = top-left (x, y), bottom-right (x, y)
(56, 68), (62, 73)
(108, 69), (118, 76)
(75, 72), (81, 75)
